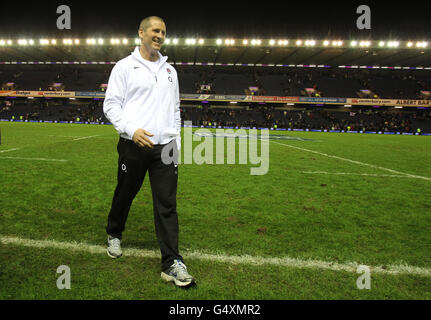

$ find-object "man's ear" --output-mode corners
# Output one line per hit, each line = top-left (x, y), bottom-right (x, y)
(138, 29), (144, 39)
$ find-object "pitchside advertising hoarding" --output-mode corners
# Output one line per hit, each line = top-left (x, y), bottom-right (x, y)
(346, 98), (431, 107)
(1, 90), (430, 107)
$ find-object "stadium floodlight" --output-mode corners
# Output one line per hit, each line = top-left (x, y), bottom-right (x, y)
(216, 39), (222, 45)
(51, 39), (57, 45)
(407, 41), (413, 47)
(39, 39), (49, 45)
(416, 41), (428, 48)
(74, 39), (80, 45)
(305, 40), (316, 46)
(277, 39), (288, 46)
(98, 38), (104, 45)
(250, 39), (261, 46)
(350, 41), (358, 47)
(0, 40), (5, 46)
(186, 38), (196, 45)
(333, 40), (343, 46)
(18, 39), (28, 46)
(243, 39), (248, 45)
(323, 40), (330, 46)
(269, 39), (275, 46)
(110, 38), (121, 45)
(86, 39), (96, 45)
(172, 38), (179, 45)
(388, 41), (399, 48)
(122, 38), (128, 45)
(198, 39), (204, 45)
(359, 41), (371, 47)
(379, 41), (385, 47)
(296, 40), (302, 46)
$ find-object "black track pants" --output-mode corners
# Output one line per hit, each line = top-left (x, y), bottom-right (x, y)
(106, 137), (182, 271)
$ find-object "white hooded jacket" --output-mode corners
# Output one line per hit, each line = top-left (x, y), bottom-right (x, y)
(103, 46), (181, 149)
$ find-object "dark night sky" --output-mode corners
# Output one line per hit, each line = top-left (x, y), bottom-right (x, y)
(0, 0), (430, 40)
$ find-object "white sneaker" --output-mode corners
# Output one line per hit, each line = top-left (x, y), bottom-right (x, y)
(161, 259), (195, 287)
(107, 236), (122, 258)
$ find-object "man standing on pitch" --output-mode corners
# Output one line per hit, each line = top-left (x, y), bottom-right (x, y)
(103, 16), (195, 287)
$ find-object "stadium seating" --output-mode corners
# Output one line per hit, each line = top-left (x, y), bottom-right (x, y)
(1, 65), (430, 133)
(2, 66), (430, 99)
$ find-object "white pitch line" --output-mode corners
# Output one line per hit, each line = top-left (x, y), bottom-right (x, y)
(270, 140), (431, 182)
(1, 235), (430, 277)
(0, 156), (68, 162)
(73, 135), (100, 141)
(302, 171), (421, 179)
(48, 135), (85, 138)
(0, 148), (20, 153)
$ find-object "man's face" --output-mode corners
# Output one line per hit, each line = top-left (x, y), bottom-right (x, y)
(138, 19), (166, 51)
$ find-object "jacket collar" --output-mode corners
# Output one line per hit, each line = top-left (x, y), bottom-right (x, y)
(131, 46), (168, 67)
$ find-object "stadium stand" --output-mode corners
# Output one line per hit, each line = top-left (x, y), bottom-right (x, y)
(2, 66), (431, 99)
(1, 65), (430, 133)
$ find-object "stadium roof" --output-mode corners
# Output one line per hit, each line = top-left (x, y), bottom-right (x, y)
(0, 38), (430, 69)
(1, 2), (430, 69)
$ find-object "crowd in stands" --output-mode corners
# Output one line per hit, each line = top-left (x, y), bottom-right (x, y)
(180, 105), (431, 133)
(1, 66), (430, 133)
(0, 99), (105, 123)
(1, 98), (430, 133)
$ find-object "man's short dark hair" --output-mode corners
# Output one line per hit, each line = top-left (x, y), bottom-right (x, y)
(139, 16), (165, 31)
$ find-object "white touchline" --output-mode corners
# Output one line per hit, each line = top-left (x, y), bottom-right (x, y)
(0, 148), (20, 153)
(73, 135), (100, 141)
(1, 235), (430, 277)
(270, 140), (431, 182)
(302, 171), (421, 179)
(0, 156), (68, 162)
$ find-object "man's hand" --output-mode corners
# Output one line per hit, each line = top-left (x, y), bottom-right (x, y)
(132, 128), (154, 148)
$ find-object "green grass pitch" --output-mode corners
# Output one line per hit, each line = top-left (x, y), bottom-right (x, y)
(0, 121), (430, 299)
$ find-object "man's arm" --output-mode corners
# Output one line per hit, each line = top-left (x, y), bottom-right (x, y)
(174, 71), (181, 151)
(103, 63), (140, 140)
